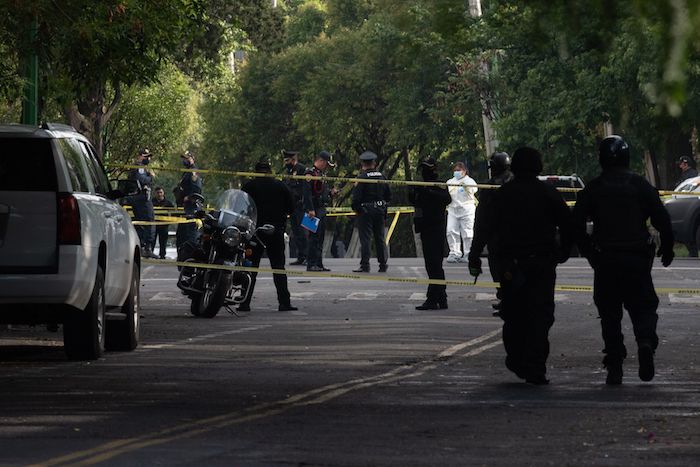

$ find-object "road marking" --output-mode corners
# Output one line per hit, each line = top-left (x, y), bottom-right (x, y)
(343, 292), (379, 300)
(409, 292), (426, 301)
(139, 325), (271, 350)
(410, 266), (424, 276)
(668, 294), (700, 305)
(290, 292), (316, 299)
(475, 293), (497, 301)
(34, 329), (502, 466)
(555, 294), (570, 302)
(148, 292), (181, 302)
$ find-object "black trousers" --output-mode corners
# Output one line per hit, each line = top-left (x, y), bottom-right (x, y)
(488, 250), (503, 301)
(240, 229), (291, 308)
(357, 210), (387, 268)
(419, 228), (446, 303)
(132, 198), (154, 248)
(593, 252), (659, 364)
(306, 214), (326, 268)
(176, 202), (198, 251)
(499, 256), (556, 378)
(154, 224), (170, 258)
(289, 206), (308, 260)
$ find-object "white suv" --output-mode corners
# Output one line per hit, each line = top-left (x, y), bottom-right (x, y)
(0, 123), (141, 360)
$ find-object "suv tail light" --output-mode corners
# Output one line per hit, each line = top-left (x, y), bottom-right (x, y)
(57, 193), (81, 245)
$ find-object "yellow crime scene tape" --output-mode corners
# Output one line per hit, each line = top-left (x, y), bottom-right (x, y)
(141, 258), (700, 295)
(107, 163), (581, 191)
(109, 163), (697, 195)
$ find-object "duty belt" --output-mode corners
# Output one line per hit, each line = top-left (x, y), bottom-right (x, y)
(362, 200), (387, 208)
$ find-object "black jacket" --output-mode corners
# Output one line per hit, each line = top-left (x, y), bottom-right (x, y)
(471, 174), (572, 260)
(242, 177), (295, 228)
(676, 167), (699, 187)
(351, 169), (391, 212)
(302, 165), (331, 213)
(474, 169), (514, 251)
(573, 168), (673, 256)
(409, 184), (451, 234)
(284, 162), (307, 205)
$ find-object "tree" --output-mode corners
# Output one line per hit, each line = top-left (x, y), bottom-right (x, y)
(0, 0), (284, 158)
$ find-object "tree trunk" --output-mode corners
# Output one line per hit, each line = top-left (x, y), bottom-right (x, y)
(64, 83), (122, 160)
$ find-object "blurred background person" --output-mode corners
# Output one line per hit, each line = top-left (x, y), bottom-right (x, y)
(175, 150), (203, 252)
(409, 157), (452, 310)
(282, 150), (308, 266)
(446, 161), (478, 263)
(303, 150), (336, 272)
(152, 186), (174, 259)
(128, 148), (158, 259)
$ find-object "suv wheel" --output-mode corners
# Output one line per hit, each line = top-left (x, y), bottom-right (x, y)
(64, 266), (106, 360)
(106, 262), (140, 351)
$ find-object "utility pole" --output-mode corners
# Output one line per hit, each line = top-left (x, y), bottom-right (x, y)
(21, 16), (38, 126)
(468, 0), (498, 157)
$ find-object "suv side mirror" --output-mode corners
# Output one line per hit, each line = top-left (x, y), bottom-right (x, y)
(105, 189), (127, 200)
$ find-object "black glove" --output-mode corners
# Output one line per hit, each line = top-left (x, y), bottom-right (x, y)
(468, 256), (482, 277)
(658, 247), (674, 267)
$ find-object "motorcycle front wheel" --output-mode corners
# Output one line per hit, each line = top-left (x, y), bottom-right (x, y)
(190, 270), (229, 318)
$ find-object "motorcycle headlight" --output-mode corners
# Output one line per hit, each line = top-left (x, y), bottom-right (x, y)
(222, 226), (241, 247)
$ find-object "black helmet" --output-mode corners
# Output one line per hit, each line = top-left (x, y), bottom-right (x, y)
(599, 135), (630, 169)
(489, 152), (511, 174)
(511, 147), (543, 176)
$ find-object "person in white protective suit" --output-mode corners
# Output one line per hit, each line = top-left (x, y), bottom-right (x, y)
(446, 161), (478, 263)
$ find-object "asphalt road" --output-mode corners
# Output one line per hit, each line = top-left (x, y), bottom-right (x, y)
(1, 257), (699, 466)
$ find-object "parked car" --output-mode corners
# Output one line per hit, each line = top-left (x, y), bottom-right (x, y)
(0, 123), (141, 359)
(664, 175), (700, 256)
(537, 174), (585, 203)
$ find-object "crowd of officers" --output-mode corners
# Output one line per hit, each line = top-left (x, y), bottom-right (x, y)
(129, 137), (683, 387)
(128, 148), (202, 259)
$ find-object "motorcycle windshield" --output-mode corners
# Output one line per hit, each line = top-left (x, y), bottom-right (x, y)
(214, 189), (257, 231)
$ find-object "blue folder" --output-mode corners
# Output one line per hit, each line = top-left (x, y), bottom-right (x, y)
(301, 213), (320, 233)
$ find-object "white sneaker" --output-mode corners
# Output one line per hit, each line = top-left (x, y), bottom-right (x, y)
(446, 254), (459, 263)
(457, 256), (469, 263)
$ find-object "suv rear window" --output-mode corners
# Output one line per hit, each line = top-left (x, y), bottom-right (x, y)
(0, 138), (57, 191)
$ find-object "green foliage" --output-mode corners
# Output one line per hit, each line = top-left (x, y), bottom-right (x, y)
(104, 64), (201, 195)
(285, 1), (327, 46)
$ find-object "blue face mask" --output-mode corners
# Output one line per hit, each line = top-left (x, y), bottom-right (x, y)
(142, 158), (150, 165)
(453, 171), (464, 179)
(183, 159), (192, 168)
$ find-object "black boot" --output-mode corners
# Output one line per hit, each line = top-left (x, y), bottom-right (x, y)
(604, 355), (623, 385)
(638, 344), (655, 382)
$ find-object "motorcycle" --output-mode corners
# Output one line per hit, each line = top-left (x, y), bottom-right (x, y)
(176, 189), (274, 318)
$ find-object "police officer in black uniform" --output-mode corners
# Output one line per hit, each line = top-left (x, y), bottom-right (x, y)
(351, 151), (391, 273)
(152, 186), (175, 259)
(175, 151), (203, 251)
(240, 160), (298, 312)
(128, 148), (158, 259)
(675, 156), (699, 257)
(573, 135), (674, 385)
(282, 150), (308, 265)
(676, 155), (698, 186)
(303, 151), (336, 272)
(469, 147), (572, 385)
(475, 151), (514, 315)
(409, 157), (452, 310)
